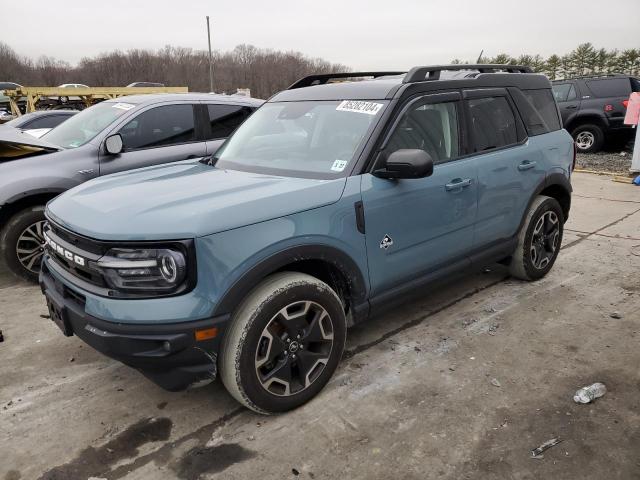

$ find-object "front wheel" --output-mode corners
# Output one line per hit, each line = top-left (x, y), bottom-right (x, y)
(0, 206), (47, 282)
(220, 272), (346, 414)
(509, 196), (564, 281)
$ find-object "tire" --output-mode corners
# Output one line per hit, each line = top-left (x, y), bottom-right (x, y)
(0, 206), (47, 283)
(220, 272), (347, 414)
(509, 196), (564, 281)
(572, 124), (604, 153)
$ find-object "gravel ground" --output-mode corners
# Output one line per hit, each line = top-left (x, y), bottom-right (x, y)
(576, 152), (634, 174)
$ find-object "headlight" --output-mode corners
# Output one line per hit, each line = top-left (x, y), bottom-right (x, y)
(97, 247), (188, 294)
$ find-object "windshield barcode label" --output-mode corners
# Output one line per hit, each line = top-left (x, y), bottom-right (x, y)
(336, 101), (383, 115)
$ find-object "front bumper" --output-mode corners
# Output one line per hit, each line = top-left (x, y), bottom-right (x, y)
(39, 257), (230, 391)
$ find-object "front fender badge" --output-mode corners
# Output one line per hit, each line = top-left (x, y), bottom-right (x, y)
(380, 234), (394, 250)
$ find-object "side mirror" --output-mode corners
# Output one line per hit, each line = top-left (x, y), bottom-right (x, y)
(104, 134), (123, 155)
(374, 149), (434, 179)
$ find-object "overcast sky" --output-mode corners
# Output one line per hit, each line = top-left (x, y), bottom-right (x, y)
(4, 0), (637, 69)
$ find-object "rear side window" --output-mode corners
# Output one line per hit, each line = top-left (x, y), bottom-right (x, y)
(467, 96), (518, 152)
(521, 89), (561, 135)
(206, 104), (253, 139)
(586, 78), (631, 98)
(119, 104), (196, 150)
(552, 83), (577, 102)
(385, 101), (459, 164)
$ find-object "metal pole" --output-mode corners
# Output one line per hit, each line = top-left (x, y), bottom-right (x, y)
(631, 125), (640, 173)
(206, 16), (214, 93)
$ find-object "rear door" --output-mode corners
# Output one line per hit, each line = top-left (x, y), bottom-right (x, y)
(552, 82), (580, 127)
(203, 103), (254, 155)
(99, 103), (206, 175)
(464, 89), (545, 249)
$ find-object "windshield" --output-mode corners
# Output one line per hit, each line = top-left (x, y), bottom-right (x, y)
(43, 101), (137, 149)
(214, 100), (388, 178)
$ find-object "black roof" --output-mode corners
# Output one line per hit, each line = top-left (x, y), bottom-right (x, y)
(272, 64), (550, 102)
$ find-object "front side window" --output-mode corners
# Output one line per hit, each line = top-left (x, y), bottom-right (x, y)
(552, 83), (577, 102)
(43, 102), (135, 149)
(384, 101), (459, 164)
(214, 100), (387, 178)
(467, 96), (518, 152)
(207, 104), (253, 140)
(118, 104), (196, 151)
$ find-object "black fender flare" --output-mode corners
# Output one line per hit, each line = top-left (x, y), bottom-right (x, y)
(212, 244), (369, 318)
(518, 172), (573, 232)
(517, 173), (572, 234)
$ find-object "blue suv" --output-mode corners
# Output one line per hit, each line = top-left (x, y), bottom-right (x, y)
(39, 65), (574, 413)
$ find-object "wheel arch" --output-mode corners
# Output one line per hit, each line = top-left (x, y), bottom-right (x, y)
(517, 174), (572, 235)
(0, 190), (62, 230)
(565, 113), (607, 133)
(213, 245), (369, 326)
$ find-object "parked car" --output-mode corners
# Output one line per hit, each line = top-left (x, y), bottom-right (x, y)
(40, 64), (574, 413)
(0, 93), (263, 281)
(1, 110), (77, 137)
(552, 75), (640, 153)
(127, 82), (165, 88)
(0, 82), (25, 116)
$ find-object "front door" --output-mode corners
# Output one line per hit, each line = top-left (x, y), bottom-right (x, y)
(99, 103), (207, 176)
(361, 92), (478, 297)
(552, 82), (580, 127)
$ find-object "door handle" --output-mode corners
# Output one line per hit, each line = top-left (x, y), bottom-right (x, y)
(518, 161), (537, 171)
(445, 178), (472, 191)
(565, 105), (577, 110)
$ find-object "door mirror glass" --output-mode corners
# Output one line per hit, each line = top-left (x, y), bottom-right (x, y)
(105, 134), (123, 155)
(375, 149), (434, 179)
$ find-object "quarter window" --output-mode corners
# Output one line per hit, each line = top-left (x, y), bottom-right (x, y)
(522, 89), (561, 134)
(207, 104), (253, 139)
(119, 104), (196, 150)
(385, 101), (459, 164)
(467, 96), (518, 152)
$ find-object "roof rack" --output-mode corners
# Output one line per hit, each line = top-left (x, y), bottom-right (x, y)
(287, 71), (406, 90)
(403, 64), (533, 83)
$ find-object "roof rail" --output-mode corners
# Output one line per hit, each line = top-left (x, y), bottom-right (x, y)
(288, 71), (406, 90)
(552, 73), (627, 81)
(403, 64), (533, 83)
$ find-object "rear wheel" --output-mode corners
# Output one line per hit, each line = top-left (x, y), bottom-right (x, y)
(509, 196), (563, 281)
(572, 124), (604, 153)
(220, 272), (346, 414)
(0, 206), (47, 283)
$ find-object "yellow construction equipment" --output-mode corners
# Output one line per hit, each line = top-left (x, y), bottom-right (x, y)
(4, 86), (189, 116)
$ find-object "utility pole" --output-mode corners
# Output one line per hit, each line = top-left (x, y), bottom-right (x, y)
(206, 16), (214, 93)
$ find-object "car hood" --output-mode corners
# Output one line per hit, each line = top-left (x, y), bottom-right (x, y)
(0, 126), (62, 159)
(47, 160), (347, 240)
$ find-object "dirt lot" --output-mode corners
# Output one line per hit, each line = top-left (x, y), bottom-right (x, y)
(1, 172), (640, 480)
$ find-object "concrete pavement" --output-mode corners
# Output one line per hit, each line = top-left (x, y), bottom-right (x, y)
(1, 172), (639, 480)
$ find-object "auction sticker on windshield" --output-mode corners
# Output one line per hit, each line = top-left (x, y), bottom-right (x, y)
(112, 102), (136, 111)
(336, 100), (383, 115)
(331, 159), (349, 172)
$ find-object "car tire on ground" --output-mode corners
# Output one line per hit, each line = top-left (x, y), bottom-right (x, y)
(220, 271), (347, 414)
(0, 206), (47, 283)
(509, 195), (564, 282)
(572, 124), (604, 153)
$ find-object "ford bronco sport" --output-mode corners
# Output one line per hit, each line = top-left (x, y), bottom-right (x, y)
(40, 65), (574, 413)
